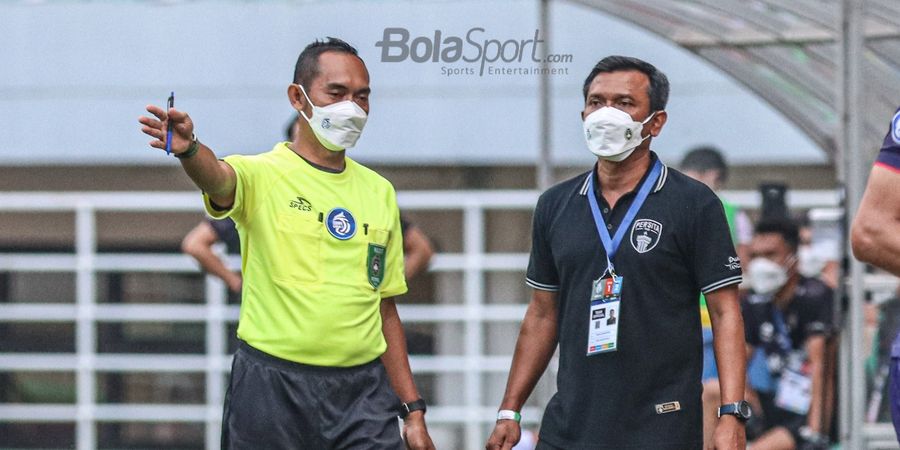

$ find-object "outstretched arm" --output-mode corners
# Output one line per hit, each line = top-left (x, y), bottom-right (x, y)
(851, 165), (900, 276)
(138, 105), (236, 208)
(486, 289), (559, 450)
(380, 298), (435, 450)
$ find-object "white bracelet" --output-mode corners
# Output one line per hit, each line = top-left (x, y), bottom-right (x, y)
(497, 409), (521, 423)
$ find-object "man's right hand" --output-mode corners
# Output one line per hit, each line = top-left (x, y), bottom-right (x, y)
(139, 105), (195, 155)
(485, 420), (521, 450)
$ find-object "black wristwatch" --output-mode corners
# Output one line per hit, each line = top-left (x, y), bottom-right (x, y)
(399, 398), (427, 418)
(717, 401), (752, 421)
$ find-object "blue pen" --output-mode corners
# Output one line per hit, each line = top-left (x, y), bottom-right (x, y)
(165, 92), (174, 155)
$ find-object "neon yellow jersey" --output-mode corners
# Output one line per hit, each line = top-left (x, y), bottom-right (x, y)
(203, 143), (407, 367)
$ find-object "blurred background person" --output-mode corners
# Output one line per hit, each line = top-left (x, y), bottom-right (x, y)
(704, 218), (832, 450)
(182, 218), (242, 293)
(797, 211), (840, 290)
(680, 146), (753, 265)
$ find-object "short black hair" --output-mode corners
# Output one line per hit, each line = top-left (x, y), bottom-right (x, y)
(582, 55), (670, 112)
(681, 146), (729, 183)
(755, 217), (800, 251)
(293, 37), (361, 87)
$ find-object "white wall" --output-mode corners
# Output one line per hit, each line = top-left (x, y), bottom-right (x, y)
(0, 0), (824, 167)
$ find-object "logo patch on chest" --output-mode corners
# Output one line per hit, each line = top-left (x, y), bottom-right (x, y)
(892, 109), (900, 144)
(630, 219), (661, 253)
(325, 208), (356, 240)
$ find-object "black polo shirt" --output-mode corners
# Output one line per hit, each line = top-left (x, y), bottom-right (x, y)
(526, 152), (742, 450)
(743, 277), (833, 366)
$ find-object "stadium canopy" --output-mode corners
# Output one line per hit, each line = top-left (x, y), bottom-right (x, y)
(568, 0), (900, 163)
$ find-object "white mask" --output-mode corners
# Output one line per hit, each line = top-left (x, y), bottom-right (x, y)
(583, 107), (656, 161)
(747, 257), (789, 295)
(797, 245), (826, 278)
(296, 84), (368, 151)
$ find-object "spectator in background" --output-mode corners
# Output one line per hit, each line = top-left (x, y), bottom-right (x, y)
(183, 119), (435, 289)
(797, 212), (840, 290)
(182, 218), (241, 292)
(705, 218), (832, 450)
(680, 146), (752, 264)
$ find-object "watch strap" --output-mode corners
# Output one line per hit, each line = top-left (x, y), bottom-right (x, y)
(717, 401), (751, 421)
(400, 398), (427, 418)
(174, 134), (199, 159)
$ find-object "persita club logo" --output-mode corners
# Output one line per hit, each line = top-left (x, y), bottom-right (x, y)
(630, 219), (661, 253)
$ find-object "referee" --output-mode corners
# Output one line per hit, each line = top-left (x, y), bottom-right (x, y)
(139, 38), (434, 449)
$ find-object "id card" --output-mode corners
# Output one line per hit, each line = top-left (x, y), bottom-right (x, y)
(587, 275), (622, 355)
(775, 369), (812, 414)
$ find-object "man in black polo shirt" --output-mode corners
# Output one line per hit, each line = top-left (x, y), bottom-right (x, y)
(737, 218), (832, 449)
(486, 56), (748, 450)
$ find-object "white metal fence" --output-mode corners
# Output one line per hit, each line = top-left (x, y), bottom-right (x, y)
(0, 190), (896, 449)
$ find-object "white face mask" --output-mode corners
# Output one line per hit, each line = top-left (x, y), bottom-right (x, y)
(296, 84), (368, 151)
(747, 257), (790, 295)
(583, 107), (656, 162)
(797, 245), (827, 278)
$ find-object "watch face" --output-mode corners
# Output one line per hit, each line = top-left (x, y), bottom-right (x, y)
(738, 401), (752, 418)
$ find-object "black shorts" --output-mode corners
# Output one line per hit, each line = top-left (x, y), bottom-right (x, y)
(755, 391), (806, 443)
(222, 342), (403, 449)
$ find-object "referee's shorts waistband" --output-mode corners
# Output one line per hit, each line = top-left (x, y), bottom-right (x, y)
(237, 340), (381, 374)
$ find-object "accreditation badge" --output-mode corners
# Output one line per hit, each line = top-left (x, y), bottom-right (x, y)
(367, 243), (385, 288)
(775, 369), (812, 414)
(587, 275), (622, 355)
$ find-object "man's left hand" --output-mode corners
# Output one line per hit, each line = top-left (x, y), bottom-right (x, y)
(403, 412), (436, 450)
(710, 416), (746, 450)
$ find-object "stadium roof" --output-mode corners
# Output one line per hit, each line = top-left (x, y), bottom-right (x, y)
(569, 0), (900, 162)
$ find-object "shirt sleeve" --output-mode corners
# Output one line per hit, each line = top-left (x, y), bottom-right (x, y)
(690, 190), (743, 294)
(378, 187), (409, 299)
(203, 155), (250, 224)
(876, 107), (900, 172)
(525, 192), (559, 291)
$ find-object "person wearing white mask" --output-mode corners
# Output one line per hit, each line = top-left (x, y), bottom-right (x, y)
(708, 218), (832, 450)
(139, 38), (434, 450)
(487, 56), (747, 450)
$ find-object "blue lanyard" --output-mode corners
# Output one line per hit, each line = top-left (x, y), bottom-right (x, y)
(771, 305), (794, 355)
(586, 160), (662, 275)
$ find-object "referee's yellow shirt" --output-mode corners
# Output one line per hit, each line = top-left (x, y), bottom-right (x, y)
(203, 143), (408, 367)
